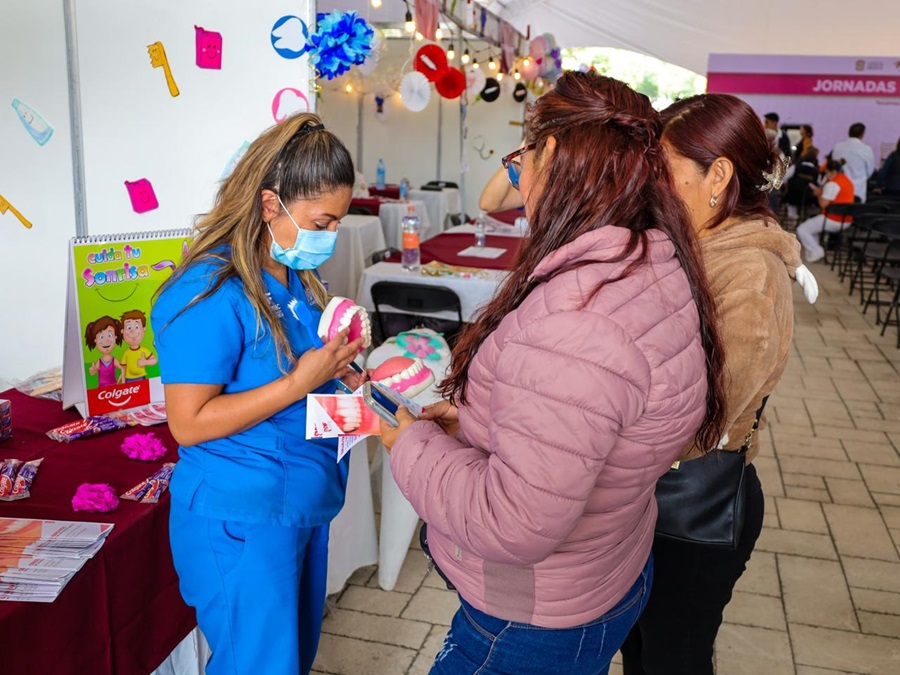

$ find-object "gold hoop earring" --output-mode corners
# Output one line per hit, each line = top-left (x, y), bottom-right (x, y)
(709, 195), (718, 207)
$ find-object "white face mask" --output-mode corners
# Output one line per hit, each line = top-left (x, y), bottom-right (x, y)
(267, 196), (337, 270)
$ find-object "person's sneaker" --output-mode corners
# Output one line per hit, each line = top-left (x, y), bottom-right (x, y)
(806, 250), (825, 263)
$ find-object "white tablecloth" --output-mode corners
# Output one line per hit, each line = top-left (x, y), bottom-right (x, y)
(319, 214), (386, 299)
(409, 188), (461, 231)
(376, 200), (436, 250)
(356, 262), (506, 323)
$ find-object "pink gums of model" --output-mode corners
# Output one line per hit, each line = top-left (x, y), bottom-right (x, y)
(371, 356), (435, 398)
(318, 297), (372, 353)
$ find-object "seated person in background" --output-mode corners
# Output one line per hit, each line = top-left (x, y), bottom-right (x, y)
(784, 146), (821, 219)
(793, 124), (814, 164)
(478, 161), (526, 213)
(795, 158), (855, 263)
(877, 137), (900, 197)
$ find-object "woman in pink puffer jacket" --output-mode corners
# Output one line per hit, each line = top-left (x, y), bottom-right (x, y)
(380, 72), (726, 675)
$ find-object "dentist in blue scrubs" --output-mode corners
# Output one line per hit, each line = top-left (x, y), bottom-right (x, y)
(151, 114), (364, 675)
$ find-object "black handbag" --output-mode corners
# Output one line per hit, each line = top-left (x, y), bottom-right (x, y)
(654, 397), (768, 550)
(419, 523), (456, 590)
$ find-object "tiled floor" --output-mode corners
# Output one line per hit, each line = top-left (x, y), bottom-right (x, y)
(313, 262), (900, 675)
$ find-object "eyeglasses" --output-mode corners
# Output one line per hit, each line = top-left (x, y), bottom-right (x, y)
(501, 143), (536, 190)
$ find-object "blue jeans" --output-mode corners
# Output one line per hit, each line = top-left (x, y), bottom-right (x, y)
(430, 555), (653, 675)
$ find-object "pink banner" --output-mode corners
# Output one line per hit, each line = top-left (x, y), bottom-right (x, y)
(708, 72), (900, 97)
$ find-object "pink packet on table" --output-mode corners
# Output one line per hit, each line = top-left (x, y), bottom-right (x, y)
(5, 458), (42, 501)
(0, 459), (22, 498)
(140, 463), (174, 503)
(47, 415), (129, 443)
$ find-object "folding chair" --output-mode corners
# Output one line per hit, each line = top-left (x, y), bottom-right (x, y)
(370, 281), (464, 347)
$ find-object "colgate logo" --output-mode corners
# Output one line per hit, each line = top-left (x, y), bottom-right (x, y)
(88, 380), (150, 416)
(98, 385), (141, 405)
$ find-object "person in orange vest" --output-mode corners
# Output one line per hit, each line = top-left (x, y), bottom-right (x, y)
(796, 158), (855, 263)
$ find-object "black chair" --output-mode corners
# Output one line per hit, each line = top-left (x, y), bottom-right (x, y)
(348, 204), (376, 216)
(844, 214), (900, 303)
(823, 203), (890, 270)
(369, 247), (400, 266)
(862, 220), (900, 329)
(421, 180), (459, 190)
(370, 281), (464, 347)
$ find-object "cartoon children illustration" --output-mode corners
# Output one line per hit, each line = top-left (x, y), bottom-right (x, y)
(84, 316), (124, 387)
(118, 309), (158, 382)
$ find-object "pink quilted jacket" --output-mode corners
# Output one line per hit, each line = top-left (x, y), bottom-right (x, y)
(390, 225), (709, 628)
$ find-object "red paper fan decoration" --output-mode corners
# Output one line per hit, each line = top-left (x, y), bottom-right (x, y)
(435, 67), (466, 99)
(414, 44), (448, 82)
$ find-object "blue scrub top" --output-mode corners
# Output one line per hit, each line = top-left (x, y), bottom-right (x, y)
(151, 251), (348, 526)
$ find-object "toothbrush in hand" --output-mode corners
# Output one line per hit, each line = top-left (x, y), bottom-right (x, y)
(0, 193), (32, 229)
(147, 41), (179, 97)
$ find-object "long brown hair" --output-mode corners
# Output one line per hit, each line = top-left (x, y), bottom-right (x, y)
(442, 72), (726, 452)
(156, 113), (354, 365)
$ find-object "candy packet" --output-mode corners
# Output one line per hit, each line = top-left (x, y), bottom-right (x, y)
(47, 415), (130, 443)
(3, 458), (42, 501)
(0, 458), (23, 498)
(121, 463), (175, 503)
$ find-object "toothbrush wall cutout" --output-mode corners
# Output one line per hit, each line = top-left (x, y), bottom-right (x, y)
(147, 41), (179, 97)
(195, 26), (222, 69)
(125, 179), (159, 214)
(0, 193), (33, 229)
(11, 99), (54, 146)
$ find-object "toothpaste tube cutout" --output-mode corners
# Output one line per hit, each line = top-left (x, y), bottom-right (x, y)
(371, 356), (435, 398)
(317, 297), (372, 353)
(121, 462), (175, 502)
(0, 459), (23, 498)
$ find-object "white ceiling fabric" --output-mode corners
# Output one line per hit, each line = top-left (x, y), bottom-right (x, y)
(479, 0), (899, 73)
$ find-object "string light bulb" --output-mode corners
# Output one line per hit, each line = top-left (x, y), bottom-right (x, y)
(435, 27), (443, 40)
(523, 57), (531, 67)
(370, 0), (382, 8)
(447, 46), (455, 60)
(461, 48), (470, 64)
(344, 83), (353, 93)
(415, 31), (424, 41)
(488, 56), (497, 71)
(404, 9), (415, 34)
(513, 68), (521, 81)
(497, 72), (504, 81)
(472, 59), (479, 70)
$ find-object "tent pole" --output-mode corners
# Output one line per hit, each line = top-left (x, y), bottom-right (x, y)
(356, 94), (364, 174)
(436, 96), (442, 180)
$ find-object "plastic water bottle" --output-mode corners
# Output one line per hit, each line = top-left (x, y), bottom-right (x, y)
(401, 206), (421, 271)
(376, 158), (386, 191)
(474, 211), (487, 248)
(399, 177), (410, 201)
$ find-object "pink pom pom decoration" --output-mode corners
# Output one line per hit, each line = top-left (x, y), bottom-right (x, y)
(72, 483), (120, 513)
(120, 432), (167, 461)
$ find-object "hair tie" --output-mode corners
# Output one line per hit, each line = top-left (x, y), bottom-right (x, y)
(298, 123), (325, 136)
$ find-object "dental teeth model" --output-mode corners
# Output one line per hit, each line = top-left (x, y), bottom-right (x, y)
(371, 356), (435, 398)
(317, 297), (372, 352)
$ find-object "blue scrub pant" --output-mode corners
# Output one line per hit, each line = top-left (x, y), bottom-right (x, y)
(169, 498), (329, 675)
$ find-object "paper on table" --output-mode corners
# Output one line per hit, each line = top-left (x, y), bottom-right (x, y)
(456, 245), (507, 259)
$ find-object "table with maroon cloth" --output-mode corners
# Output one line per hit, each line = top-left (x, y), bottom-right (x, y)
(386, 231), (522, 271)
(368, 185), (401, 199)
(0, 389), (193, 675)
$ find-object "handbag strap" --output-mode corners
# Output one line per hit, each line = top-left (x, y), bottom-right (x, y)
(739, 395), (770, 453)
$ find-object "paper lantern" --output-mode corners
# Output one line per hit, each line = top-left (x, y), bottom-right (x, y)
(435, 67), (466, 99)
(414, 43), (448, 82)
(465, 66), (486, 97)
(529, 36), (549, 62)
(399, 71), (431, 112)
(513, 82), (528, 102)
(481, 78), (501, 102)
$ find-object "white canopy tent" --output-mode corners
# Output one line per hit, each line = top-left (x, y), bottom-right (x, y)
(327, 1), (899, 75)
(481, 0), (898, 74)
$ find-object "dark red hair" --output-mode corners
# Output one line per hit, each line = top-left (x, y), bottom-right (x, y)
(441, 71), (726, 453)
(661, 94), (781, 230)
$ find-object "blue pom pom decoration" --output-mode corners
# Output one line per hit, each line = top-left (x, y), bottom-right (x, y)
(308, 11), (374, 80)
